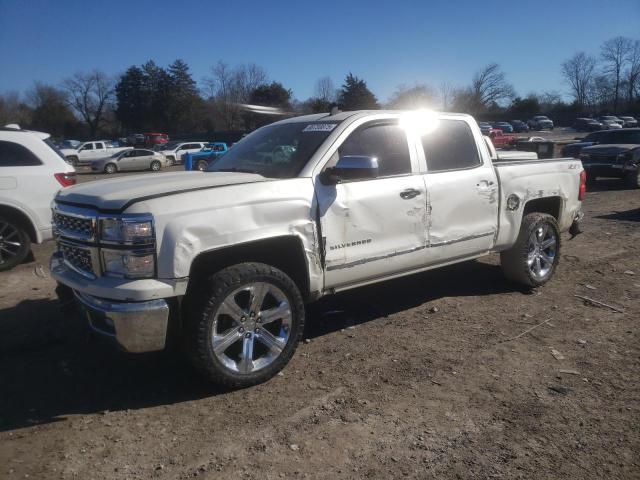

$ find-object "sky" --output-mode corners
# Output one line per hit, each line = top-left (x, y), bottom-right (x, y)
(1, 0), (639, 102)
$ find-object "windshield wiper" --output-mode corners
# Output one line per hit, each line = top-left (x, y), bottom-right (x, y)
(213, 167), (261, 175)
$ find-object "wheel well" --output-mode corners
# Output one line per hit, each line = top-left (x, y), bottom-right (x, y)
(522, 196), (562, 220)
(0, 205), (37, 242)
(188, 236), (310, 300)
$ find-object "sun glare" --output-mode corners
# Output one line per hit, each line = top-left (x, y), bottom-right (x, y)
(399, 109), (440, 136)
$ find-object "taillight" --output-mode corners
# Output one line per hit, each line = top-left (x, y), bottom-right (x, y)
(578, 170), (586, 201)
(55, 172), (76, 188)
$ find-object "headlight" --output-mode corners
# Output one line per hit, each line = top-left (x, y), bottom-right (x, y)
(102, 249), (155, 278)
(100, 216), (154, 244)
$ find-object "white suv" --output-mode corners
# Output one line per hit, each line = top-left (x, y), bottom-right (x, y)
(157, 141), (206, 165)
(0, 125), (76, 271)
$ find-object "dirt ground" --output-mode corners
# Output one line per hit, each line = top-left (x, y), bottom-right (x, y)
(0, 169), (638, 479)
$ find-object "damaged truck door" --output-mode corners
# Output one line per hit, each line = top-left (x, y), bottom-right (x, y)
(316, 120), (427, 289)
(420, 118), (499, 261)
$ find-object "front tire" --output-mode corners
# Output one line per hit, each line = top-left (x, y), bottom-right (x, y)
(104, 163), (116, 174)
(68, 156), (79, 167)
(501, 213), (560, 288)
(185, 262), (305, 388)
(197, 160), (208, 171)
(150, 160), (161, 171)
(0, 217), (31, 271)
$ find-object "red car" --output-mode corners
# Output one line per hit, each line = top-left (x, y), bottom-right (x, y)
(144, 132), (169, 147)
(488, 129), (518, 148)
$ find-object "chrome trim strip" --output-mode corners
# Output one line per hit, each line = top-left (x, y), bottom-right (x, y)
(325, 231), (496, 272)
(428, 230), (496, 248)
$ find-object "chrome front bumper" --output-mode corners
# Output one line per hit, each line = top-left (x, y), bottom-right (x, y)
(72, 289), (169, 353)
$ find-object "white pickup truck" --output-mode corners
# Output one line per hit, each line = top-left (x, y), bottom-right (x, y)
(51, 110), (585, 387)
(60, 140), (132, 166)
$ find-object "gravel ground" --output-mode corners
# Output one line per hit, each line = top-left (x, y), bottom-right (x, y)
(0, 169), (638, 479)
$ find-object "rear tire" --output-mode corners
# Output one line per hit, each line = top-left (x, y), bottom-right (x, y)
(184, 262), (305, 388)
(625, 170), (640, 188)
(501, 213), (560, 288)
(0, 216), (31, 271)
(197, 160), (208, 171)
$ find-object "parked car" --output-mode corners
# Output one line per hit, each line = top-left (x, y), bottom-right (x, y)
(157, 141), (207, 165)
(477, 122), (492, 135)
(488, 128), (518, 148)
(58, 139), (82, 150)
(528, 116), (554, 130)
(510, 120), (529, 133)
(561, 128), (640, 158)
(618, 116), (638, 128)
(494, 122), (514, 133)
(144, 132), (169, 148)
(60, 140), (132, 166)
(0, 124), (75, 271)
(599, 119), (622, 130)
(598, 116), (624, 126)
(91, 148), (168, 174)
(127, 133), (146, 146)
(51, 110), (585, 387)
(189, 142), (229, 171)
(574, 118), (604, 132)
(580, 143), (640, 187)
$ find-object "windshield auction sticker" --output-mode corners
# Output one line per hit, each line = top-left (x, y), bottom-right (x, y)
(303, 123), (338, 132)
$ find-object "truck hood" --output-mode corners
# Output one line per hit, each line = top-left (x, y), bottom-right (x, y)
(55, 171), (266, 212)
(581, 144), (640, 155)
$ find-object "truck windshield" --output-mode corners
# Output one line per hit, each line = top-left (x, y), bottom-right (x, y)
(207, 121), (339, 178)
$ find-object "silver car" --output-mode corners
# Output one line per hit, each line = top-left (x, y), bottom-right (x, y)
(91, 149), (168, 174)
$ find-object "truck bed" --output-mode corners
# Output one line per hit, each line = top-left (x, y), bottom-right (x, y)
(492, 156), (583, 250)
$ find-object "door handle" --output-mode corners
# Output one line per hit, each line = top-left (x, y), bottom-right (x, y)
(399, 188), (422, 199)
(477, 180), (495, 188)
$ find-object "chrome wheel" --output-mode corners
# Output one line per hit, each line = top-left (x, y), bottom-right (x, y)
(0, 221), (23, 265)
(151, 160), (161, 171)
(527, 223), (557, 280)
(212, 282), (292, 374)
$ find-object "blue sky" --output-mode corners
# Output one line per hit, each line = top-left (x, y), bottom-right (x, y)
(0, 0), (638, 102)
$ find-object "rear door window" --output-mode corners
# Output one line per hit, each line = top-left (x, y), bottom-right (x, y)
(0, 141), (42, 166)
(421, 119), (481, 172)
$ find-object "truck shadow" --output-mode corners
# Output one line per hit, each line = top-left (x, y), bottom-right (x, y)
(0, 259), (517, 432)
(595, 207), (640, 222)
(306, 259), (516, 338)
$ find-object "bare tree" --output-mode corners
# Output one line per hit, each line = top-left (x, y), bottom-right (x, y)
(626, 40), (640, 103)
(386, 84), (436, 109)
(314, 76), (336, 103)
(63, 71), (113, 138)
(470, 63), (515, 111)
(0, 91), (31, 126)
(203, 61), (267, 129)
(438, 82), (454, 110)
(561, 52), (596, 108)
(601, 36), (633, 111)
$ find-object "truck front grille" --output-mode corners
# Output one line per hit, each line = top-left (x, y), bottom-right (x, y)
(59, 242), (95, 278)
(53, 212), (95, 241)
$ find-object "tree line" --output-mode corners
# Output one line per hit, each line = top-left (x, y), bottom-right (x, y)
(0, 35), (638, 140)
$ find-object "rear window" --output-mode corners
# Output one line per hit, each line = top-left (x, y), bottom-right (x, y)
(421, 119), (481, 172)
(0, 140), (42, 166)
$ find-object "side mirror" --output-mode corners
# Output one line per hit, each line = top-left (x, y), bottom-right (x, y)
(321, 155), (379, 184)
